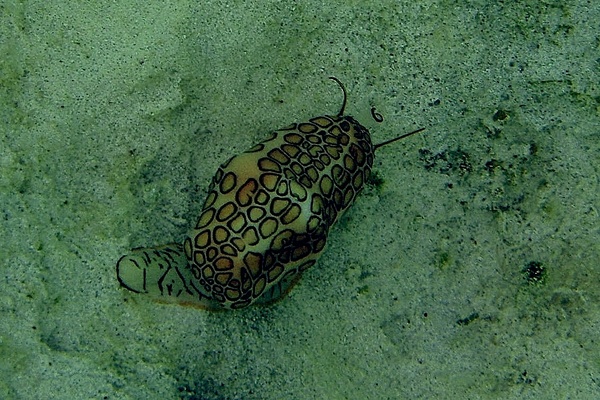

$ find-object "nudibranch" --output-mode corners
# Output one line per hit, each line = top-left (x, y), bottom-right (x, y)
(116, 77), (423, 310)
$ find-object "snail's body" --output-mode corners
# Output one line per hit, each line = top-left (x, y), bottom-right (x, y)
(116, 78), (421, 310)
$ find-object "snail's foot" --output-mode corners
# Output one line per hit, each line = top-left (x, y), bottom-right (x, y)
(116, 244), (221, 310)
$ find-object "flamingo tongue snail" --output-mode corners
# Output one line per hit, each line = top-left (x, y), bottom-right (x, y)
(116, 77), (424, 310)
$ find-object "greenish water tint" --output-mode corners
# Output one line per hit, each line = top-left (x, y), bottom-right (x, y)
(1, 1), (598, 398)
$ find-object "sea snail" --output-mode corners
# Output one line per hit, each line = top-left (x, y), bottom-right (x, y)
(116, 77), (424, 310)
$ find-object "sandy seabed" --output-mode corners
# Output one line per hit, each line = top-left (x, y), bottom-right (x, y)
(1, 1), (598, 399)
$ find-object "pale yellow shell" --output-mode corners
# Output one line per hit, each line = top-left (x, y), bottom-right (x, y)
(116, 78), (376, 310)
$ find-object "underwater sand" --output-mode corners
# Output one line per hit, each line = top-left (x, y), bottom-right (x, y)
(1, 0), (598, 398)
